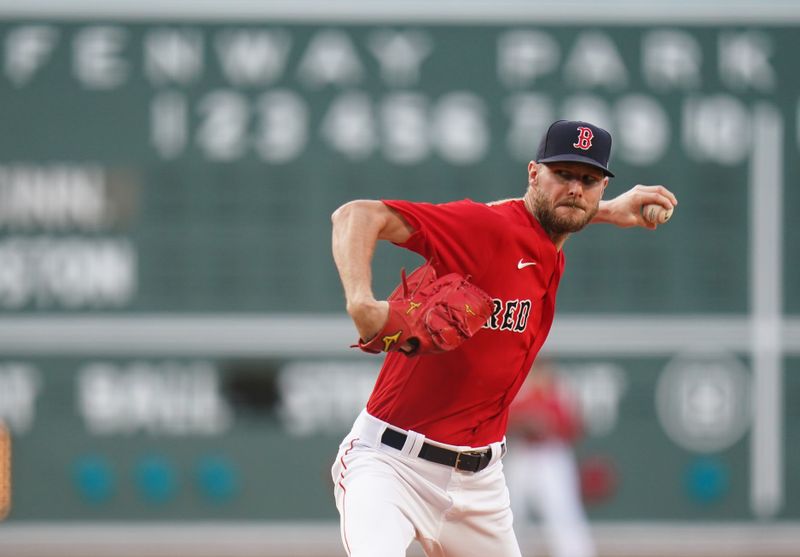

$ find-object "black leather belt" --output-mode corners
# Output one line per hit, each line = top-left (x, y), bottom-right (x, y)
(381, 427), (502, 473)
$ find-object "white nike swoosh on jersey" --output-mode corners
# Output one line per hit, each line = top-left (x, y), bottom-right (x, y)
(517, 259), (537, 269)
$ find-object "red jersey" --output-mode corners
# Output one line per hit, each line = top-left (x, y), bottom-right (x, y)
(366, 199), (565, 446)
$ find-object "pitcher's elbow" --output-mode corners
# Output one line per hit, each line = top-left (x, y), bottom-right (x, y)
(331, 200), (373, 226)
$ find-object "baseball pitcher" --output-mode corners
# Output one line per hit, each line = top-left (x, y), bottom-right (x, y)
(330, 120), (677, 557)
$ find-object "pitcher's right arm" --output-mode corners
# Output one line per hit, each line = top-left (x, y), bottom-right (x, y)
(331, 200), (414, 341)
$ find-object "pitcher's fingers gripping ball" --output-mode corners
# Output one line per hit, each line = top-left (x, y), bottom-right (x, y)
(641, 203), (674, 224)
(354, 263), (493, 356)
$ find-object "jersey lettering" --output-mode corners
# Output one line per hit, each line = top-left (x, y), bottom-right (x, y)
(487, 299), (502, 329)
(513, 300), (531, 331)
(573, 126), (594, 150)
(483, 298), (532, 333)
(500, 300), (519, 331)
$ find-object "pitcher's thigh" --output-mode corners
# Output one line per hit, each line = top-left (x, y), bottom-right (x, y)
(434, 505), (521, 557)
(336, 470), (417, 557)
(433, 464), (521, 557)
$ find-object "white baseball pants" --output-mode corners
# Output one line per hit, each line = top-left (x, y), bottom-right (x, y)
(331, 409), (521, 557)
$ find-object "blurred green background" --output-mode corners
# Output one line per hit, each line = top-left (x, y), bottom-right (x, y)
(0, 2), (797, 555)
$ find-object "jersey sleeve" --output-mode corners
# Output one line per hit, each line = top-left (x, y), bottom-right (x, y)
(382, 199), (501, 277)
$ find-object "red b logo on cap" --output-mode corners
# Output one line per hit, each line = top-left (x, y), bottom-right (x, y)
(573, 127), (594, 150)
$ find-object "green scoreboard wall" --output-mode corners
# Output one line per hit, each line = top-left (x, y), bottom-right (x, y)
(4, 20), (792, 315)
(0, 6), (797, 526)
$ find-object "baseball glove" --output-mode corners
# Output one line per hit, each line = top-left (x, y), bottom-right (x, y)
(354, 263), (493, 356)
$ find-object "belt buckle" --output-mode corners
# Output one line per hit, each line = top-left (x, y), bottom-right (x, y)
(455, 449), (487, 471)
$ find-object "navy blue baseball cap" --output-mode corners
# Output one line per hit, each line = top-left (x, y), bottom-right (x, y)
(536, 120), (614, 177)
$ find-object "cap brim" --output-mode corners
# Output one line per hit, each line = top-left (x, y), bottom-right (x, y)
(537, 154), (615, 177)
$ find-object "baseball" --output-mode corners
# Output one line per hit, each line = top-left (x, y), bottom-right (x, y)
(642, 203), (673, 224)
